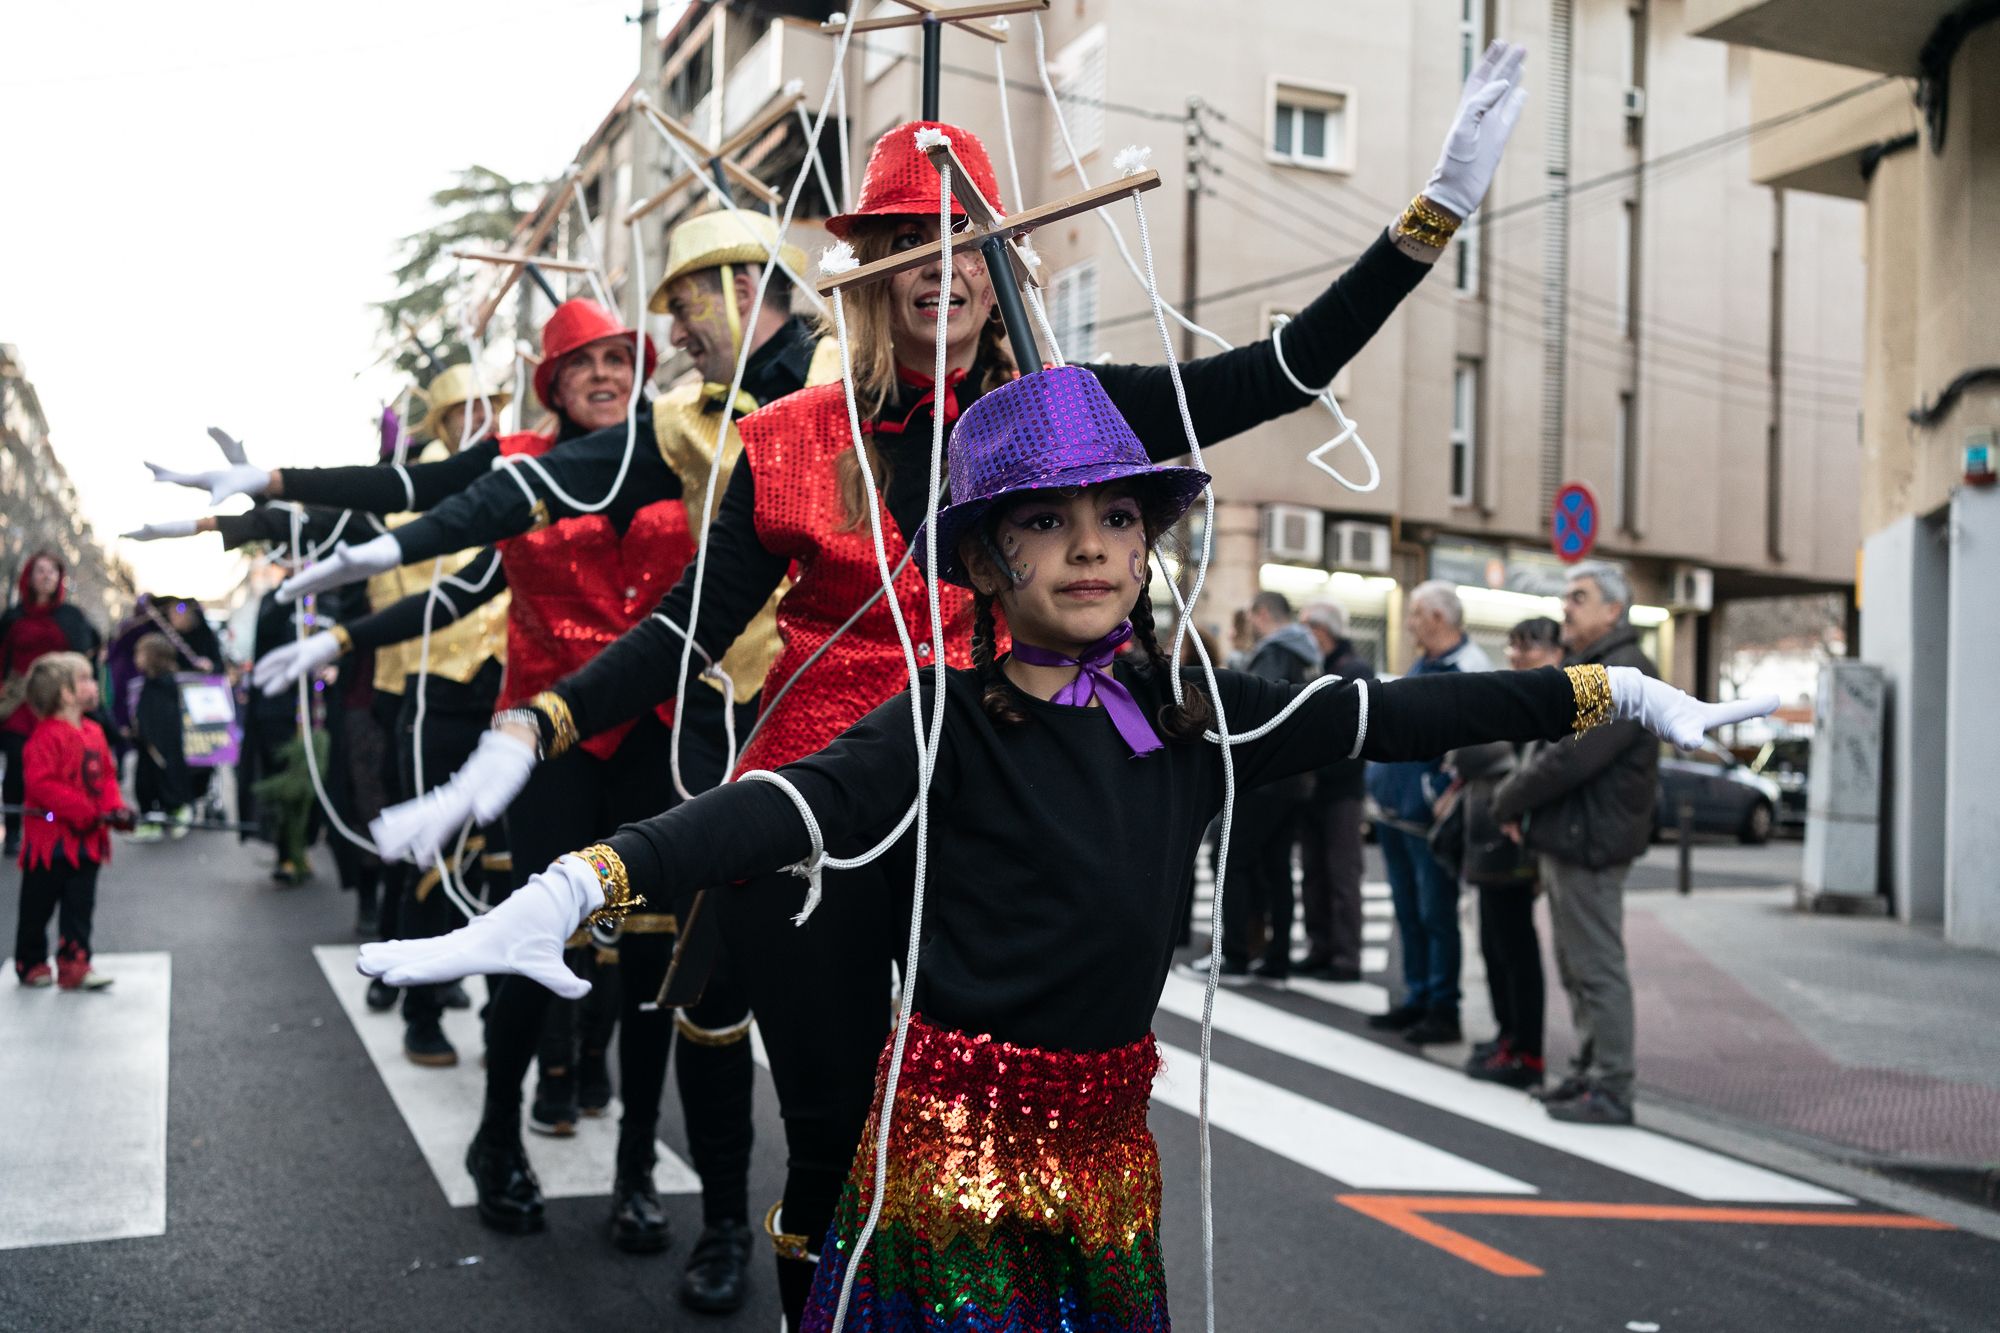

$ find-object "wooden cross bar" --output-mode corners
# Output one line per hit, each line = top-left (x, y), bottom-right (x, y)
(626, 95), (790, 224)
(474, 170), (579, 336)
(819, 0), (1047, 41)
(449, 248), (598, 274)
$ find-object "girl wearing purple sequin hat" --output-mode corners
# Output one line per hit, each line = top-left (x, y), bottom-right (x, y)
(359, 364), (1773, 1330)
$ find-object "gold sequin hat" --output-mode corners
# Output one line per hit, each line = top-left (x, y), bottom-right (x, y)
(651, 212), (809, 312)
(418, 364), (512, 441)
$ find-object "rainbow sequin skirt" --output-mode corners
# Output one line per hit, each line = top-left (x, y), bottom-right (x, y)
(802, 1015), (1170, 1331)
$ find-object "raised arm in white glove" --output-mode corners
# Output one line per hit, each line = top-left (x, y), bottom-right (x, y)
(276, 533), (403, 603)
(370, 728), (538, 863)
(1607, 666), (1777, 751)
(121, 519), (202, 542)
(356, 856), (602, 998)
(252, 632), (346, 696)
(1423, 40), (1529, 220)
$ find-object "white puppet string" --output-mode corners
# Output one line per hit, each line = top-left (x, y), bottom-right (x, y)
(567, 183), (619, 311)
(1026, 14), (1377, 494)
(286, 506), (382, 857)
(662, 10), (863, 803)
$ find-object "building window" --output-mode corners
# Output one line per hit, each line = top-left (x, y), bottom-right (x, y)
(1451, 359), (1479, 505)
(1048, 261), (1099, 362)
(1268, 80), (1352, 172)
(1617, 390), (1640, 533)
(1454, 220), (1481, 296)
(1459, 0), (1486, 83)
(1049, 24), (1107, 170)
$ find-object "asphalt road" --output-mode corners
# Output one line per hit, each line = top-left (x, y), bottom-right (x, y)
(1, 830), (1986, 1333)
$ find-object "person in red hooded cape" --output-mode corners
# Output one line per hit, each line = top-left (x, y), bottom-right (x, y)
(2, 552), (104, 858)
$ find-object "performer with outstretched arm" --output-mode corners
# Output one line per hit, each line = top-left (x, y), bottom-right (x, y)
(359, 366), (1773, 1331)
(313, 45), (1532, 1326)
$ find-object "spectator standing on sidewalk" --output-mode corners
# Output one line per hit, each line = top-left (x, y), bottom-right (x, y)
(1491, 563), (1659, 1125)
(2, 553), (103, 858)
(1367, 581), (1491, 1043)
(1451, 616), (1564, 1088)
(1210, 591), (1321, 982)
(1293, 602), (1376, 981)
(129, 634), (193, 840)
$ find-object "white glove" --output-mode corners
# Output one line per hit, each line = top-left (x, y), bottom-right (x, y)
(370, 728), (537, 862)
(121, 519), (201, 542)
(144, 460), (271, 506)
(357, 856), (603, 998)
(1423, 40), (1529, 220)
(277, 534), (403, 603)
(252, 632), (344, 696)
(207, 426), (251, 465)
(1607, 666), (1778, 751)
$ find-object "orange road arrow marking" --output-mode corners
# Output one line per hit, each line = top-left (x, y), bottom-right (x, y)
(1336, 1195), (1955, 1278)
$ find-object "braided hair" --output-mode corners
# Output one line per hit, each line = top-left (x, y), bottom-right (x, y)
(1127, 582), (1213, 743)
(971, 590), (1029, 726)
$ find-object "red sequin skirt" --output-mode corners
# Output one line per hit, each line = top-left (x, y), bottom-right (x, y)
(803, 1016), (1170, 1331)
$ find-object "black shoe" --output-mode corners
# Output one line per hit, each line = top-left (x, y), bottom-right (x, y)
(465, 1134), (545, 1234)
(1402, 1011), (1463, 1046)
(354, 906), (380, 937)
(1466, 1048), (1546, 1090)
(679, 1218), (753, 1312)
(1531, 1074), (1593, 1105)
(1545, 1086), (1635, 1125)
(610, 1172), (671, 1253)
(440, 981), (472, 1010)
(404, 1018), (459, 1067)
(1469, 1037), (1506, 1063)
(1248, 957), (1289, 982)
(529, 1070), (578, 1138)
(578, 1049), (612, 1118)
(1174, 956), (1254, 987)
(1367, 1003), (1425, 1031)
(1297, 960), (1364, 983)
(365, 978), (399, 1013)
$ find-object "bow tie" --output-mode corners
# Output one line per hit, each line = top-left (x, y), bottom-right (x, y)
(1008, 621), (1164, 757)
(872, 366), (967, 436)
(699, 383), (761, 418)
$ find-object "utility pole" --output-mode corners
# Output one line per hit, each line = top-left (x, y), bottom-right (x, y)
(1181, 95), (1205, 362)
(634, 5), (667, 288)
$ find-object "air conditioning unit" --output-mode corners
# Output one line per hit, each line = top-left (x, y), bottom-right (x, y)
(1330, 520), (1392, 574)
(1668, 563), (1713, 613)
(1263, 504), (1324, 564)
(1622, 86), (1647, 120)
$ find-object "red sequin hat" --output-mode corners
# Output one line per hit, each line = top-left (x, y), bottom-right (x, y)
(533, 298), (659, 411)
(825, 121), (1006, 239)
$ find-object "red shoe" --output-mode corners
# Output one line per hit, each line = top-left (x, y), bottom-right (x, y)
(17, 962), (53, 988)
(55, 953), (111, 991)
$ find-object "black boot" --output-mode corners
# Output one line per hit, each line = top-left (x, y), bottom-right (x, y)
(365, 978), (399, 1013)
(404, 1017), (458, 1067)
(577, 1048), (612, 1118)
(1402, 1008), (1463, 1046)
(464, 1132), (545, 1234)
(529, 1067), (578, 1138)
(679, 1218), (753, 1313)
(610, 1170), (672, 1254)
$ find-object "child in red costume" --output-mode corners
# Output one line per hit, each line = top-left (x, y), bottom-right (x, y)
(13, 652), (131, 990)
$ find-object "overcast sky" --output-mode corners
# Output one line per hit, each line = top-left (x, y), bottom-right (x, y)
(3, 0), (670, 601)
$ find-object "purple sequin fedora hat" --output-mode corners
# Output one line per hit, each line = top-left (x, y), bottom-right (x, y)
(916, 366), (1211, 588)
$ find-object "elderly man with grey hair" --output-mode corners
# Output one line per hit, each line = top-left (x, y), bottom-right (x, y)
(1491, 560), (1659, 1125)
(1366, 580), (1492, 1045)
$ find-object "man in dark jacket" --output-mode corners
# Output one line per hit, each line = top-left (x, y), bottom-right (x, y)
(1367, 581), (1492, 1043)
(1210, 591), (1321, 982)
(1492, 561), (1659, 1125)
(1294, 602), (1376, 981)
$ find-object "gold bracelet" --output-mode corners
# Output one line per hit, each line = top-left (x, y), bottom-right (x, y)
(529, 690), (579, 758)
(763, 1201), (816, 1263)
(1564, 664), (1614, 733)
(1394, 194), (1461, 249)
(328, 625), (353, 655)
(576, 843), (645, 928)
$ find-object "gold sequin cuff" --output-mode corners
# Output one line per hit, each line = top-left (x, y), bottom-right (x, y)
(1394, 194), (1461, 249)
(529, 690), (579, 758)
(676, 1012), (753, 1047)
(763, 1201), (817, 1263)
(1565, 664), (1614, 733)
(577, 844), (645, 929)
(328, 625), (353, 655)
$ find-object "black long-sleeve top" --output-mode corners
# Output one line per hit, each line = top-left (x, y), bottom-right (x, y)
(604, 662), (1582, 1051)
(338, 547), (508, 651)
(214, 504), (388, 555)
(550, 230), (1430, 743)
(275, 439), (504, 516)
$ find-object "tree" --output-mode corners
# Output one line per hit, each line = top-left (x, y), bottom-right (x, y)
(376, 165), (543, 380)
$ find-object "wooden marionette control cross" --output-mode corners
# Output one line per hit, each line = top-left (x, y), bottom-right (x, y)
(626, 87), (802, 225)
(473, 168), (582, 336)
(818, 0), (1047, 42)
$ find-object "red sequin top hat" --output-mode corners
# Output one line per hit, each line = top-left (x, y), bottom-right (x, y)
(825, 120), (1006, 239)
(917, 366), (1211, 587)
(532, 298), (659, 411)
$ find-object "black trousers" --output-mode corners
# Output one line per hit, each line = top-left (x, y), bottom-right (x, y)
(393, 665), (503, 1025)
(2, 731), (25, 848)
(15, 852), (100, 975)
(1476, 880), (1545, 1059)
(1220, 792), (1305, 969)
(369, 692), (409, 939)
(484, 706), (755, 1219)
(1297, 793), (1366, 970)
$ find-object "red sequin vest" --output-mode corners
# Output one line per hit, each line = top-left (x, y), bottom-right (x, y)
(496, 430), (695, 759)
(738, 384), (978, 775)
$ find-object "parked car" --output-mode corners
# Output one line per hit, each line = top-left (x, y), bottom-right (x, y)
(1747, 736), (1810, 835)
(1656, 741), (1781, 844)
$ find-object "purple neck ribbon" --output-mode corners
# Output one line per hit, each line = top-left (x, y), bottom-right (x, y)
(1008, 620), (1164, 757)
